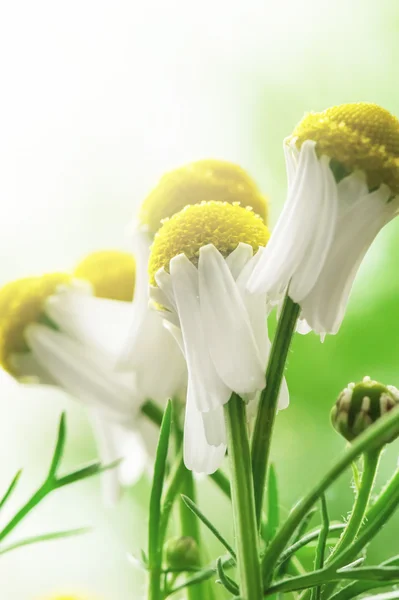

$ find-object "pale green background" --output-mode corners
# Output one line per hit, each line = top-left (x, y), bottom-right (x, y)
(0, 1), (398, 598)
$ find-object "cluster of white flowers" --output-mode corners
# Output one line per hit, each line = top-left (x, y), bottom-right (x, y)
(1, 103), (398, 502)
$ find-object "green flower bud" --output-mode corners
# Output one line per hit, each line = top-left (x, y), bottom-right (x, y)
(331, 376), (399, 443)
(164, 536), (200, 570)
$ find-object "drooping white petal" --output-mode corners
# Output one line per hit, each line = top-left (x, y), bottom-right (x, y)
(9, 352), (56, 385)
(170, 254), (230, 412)
(45, 286), (133, 364)
(202, 406), (227, 446)
(183, 385), (226, 474)
(277, 376), (290, 410)
(89, 410), (122, 506)
(25, 324), (138, 422)
(198, 244), (265, 394)
(129, 308), (187, 403)
(289, 155), (339, 302)
(89, 411), (148, 505)
(296, 318), (312, 335)
(236, 249), (270, 369)
(247, 141), (331, 299)
(117, 230), (152, 369)
(300, 184), (397, 334)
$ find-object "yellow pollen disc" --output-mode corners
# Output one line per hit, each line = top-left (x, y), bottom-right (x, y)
(74, 250), (136, 302)
(149, 201), (270, 285)
(139, 158), (268, 233)
(0, 273), (70, 373)
(291, 102), (399, 193)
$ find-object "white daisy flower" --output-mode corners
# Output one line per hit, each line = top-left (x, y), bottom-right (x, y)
(118, 158), (268, 370)
(148, 201), (289, 475)
(247, 103), (399, 336)
(0, 252), (185, 504)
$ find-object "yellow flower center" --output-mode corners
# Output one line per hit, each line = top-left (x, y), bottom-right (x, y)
(291, 102), (399, 193)
(149, 201), (270, 285)
(0, 273), (70, 373)
(139, 159), (268, 233)
(74, 250), (136, 302)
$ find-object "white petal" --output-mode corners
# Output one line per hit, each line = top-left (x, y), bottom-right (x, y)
(25, 324), (139, 422)
(111, 423), (148, 486)
(296, 318), (312, 335)
(183, 386), (226, 474)
(9, 352), (57, 385)
(225, 243), (254, 279)
(301, 186), (397, 334)
(277, 377), (290, 410)
(89, 410), (122, 506)
(129, 309), (187, 403)
(45, 288), (133, 364)
(247, 141), (330, 299)
(236, 249), (270, 368)
(202, 406), (227, 446)
(117, 230), (152, 369)
(154, 268), (178, 313)
(289, 155), (339, 302)
(170, 254), (230, 412)
(198, 245), (265, 394)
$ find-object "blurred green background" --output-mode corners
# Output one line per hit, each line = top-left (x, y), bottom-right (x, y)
(0, 0), (398, 598)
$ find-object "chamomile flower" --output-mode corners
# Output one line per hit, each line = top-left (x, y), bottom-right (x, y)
(248, 103), (399, 335)
(149, 201), (289, 474)
(0, 251), (186, 503)
(119, 158), (268, 369)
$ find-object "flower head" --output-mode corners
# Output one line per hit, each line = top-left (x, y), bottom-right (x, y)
(139, 159), (268, 233)
(149, 201), (269, 285)
(149, 202), (288, 474)
(248, 102), (399, 336)
(331, 376), (399, 443)
(0, 273), (69, 374)
(74, 250), (136, 301)
(292, 102), (399, 193)
(165, 536), (201, 570)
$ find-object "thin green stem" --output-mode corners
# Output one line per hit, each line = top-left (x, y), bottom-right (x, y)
(328, 450), (380, 562)
(0, 485), (50, 542)
(179, 473), (212, 600)
(225, 393), (262, 600)
(260, 406), (399, 585)
(252, 295), (300, 524)
(148, 402), (172, 600)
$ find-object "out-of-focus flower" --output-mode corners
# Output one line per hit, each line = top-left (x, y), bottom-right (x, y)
(248, 103), (399, 336)
(331, 376), (399, 443)
(0, 251), (186, 503)
(119, 159), (268, 370)
(149, 201), (289, 474)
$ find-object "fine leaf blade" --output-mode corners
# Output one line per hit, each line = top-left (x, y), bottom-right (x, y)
(0, 470), (23, 511)
(0, 527), (89, 556)
(167, 555), (234, 597)
(148, 400), (173, 566)
(47, 412), (67, 479)
(216, 557), (239, 595)
(330, 555), (399, 600)
(55, 459), (120, 488)
(181, 494), (237, 561)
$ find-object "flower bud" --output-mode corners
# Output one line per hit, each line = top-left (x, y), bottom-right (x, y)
(164, 536), (200, 570)
(331, 376), (399, 443)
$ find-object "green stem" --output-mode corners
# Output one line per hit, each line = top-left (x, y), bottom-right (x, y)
(328, 450), (380, 562)
(148, 402), (173, 600)
(251, 295), (299, 524)
(225, 393), (263, 600)
(260, 406), (399, 585)
(179, 472), (212, 600)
